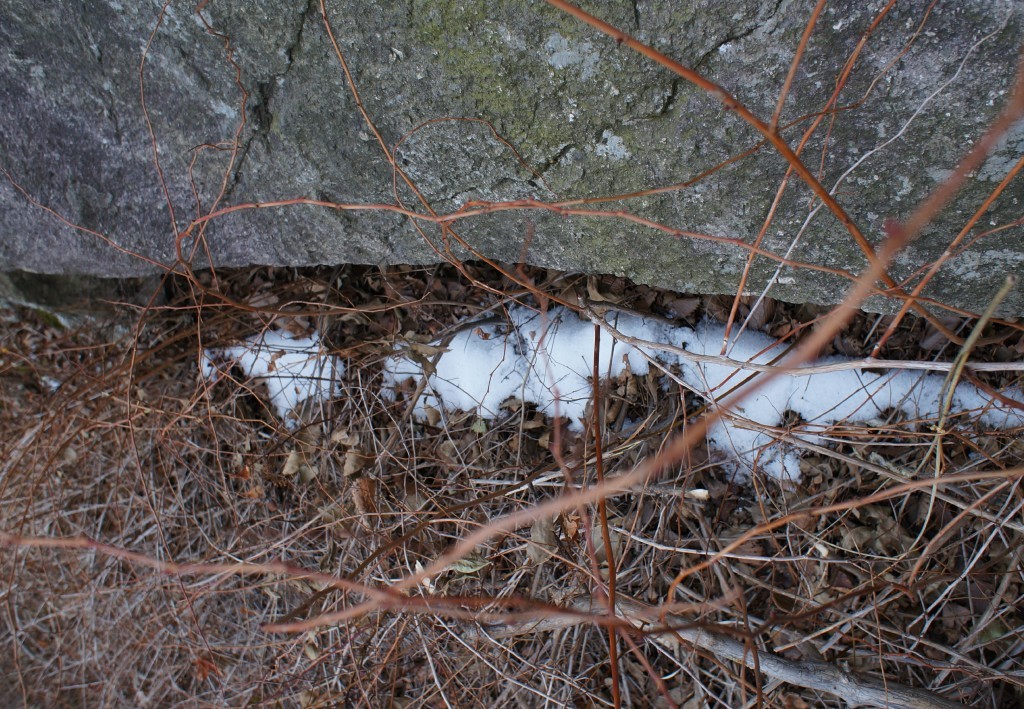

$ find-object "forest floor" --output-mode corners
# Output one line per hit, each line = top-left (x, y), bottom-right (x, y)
(2, 261), (1023, 707)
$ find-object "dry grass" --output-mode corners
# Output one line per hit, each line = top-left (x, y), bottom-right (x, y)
(2, 262), (1022, 707)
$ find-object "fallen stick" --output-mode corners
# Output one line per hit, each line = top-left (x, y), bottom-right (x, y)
(471, 596), (961, 709)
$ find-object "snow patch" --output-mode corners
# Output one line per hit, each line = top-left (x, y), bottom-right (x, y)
(202, 331), (342, 429)
(383, 306), (662, 424)
(384, 306), (1024, 481)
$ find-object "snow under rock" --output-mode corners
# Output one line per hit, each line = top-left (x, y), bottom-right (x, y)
(382, 306), (1024, 481)
(199, 308), (1023, 480)
(201, 330), (342, 429)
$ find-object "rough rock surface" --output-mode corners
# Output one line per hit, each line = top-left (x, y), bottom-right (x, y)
(1, 0), (1022, 314)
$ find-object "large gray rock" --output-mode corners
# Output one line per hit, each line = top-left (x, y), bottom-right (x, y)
(2, 0), (1022, 314)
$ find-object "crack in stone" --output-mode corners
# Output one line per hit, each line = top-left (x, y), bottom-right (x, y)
(531, 143), (576, 191)
(694, 0), (784, 72)
(632, 1), (785, 120)
(654, 77), (680, 117)
(535, 143), (574, 176)
(226, 0), (316, 199)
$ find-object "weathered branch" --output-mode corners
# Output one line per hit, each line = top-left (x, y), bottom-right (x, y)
(471, 596), (961, 709)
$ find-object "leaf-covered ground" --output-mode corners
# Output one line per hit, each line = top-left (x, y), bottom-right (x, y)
(2, 262), (1023, 707)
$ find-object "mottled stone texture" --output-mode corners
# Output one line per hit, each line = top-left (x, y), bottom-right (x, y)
(1, 0), (1022, 313)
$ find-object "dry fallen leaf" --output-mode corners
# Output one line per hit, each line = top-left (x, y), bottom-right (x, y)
(242, 485), (264, 500)
(528, 516), (558, 564)
(586, 276), (615, 303)
(330, 429), (360, 447)
(743, 297), (775, 331)
(562, 512), (580, 541)
(919, 318), (961, 351)
(245, 291), (279, 309)
(343, 450), (370, 477)
(436, 440), (459, 465)
(424, 405), (442, 427)
(352, 477), (377, 521)
(450, 552), (491, 575)
(282, 449), (316, 482)
(281, 450), (305, 477)
(408, 342), (451, 358)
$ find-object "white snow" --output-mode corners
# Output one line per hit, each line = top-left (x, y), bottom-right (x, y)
(201, 330), (342, 428)
(197, 310), (1023, 481)
(384, 306), (1024, 481)
(382, 306), (667, 424)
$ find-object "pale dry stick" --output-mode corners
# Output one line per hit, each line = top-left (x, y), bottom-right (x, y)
(522, 307), (625, 697)
(935, 537), (1024, 685)
(544, 0), (973, 344)
(907, 275), (1018, 557)
(439, 617), (588, 705)
(1, 352), (187, 698)
(269, 458), (1024, 634)
(0, 531), (393, 605)
(615, 595), (952, 709)
(780, 587), (904, 656)
(722, 163), (792, 357)
(467, 596), (960, 709)
(902, 496), (1024, 672)
(913, 471), (1024, 598)
(414, 618), (454, 709)
(598, 321), (962, 475)
(725, 0), (834, 350)
(0, 423), (43, 500)
(872, 49), (1024, 353)
(617, 629), (676, 708)
(907, 480), (1010, 592)
(739, 16), (1010, 345)
(582, 303), (1024, 375)
(609, 525), (836, 565)
(0, 420), (45, 705)
(909, 489), (1019, 672)
(782, 597), (998, 684)
(934, 276), (1018, 442)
